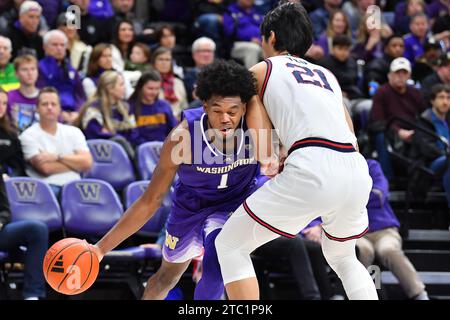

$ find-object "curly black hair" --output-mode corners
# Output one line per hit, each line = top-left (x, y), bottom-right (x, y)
(195, 60), (257, 104)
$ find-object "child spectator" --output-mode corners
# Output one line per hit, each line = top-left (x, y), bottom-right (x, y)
(126, 42), (152, 72)
(320, 35), (365, 113)
(7, 54), (39, 133)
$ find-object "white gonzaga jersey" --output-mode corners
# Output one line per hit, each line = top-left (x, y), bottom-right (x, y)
(261, 55), (357, 151)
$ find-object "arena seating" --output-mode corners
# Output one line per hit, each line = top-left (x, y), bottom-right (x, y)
(85, 140), (136, 190)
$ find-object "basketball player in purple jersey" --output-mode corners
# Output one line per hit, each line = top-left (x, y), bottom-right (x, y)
(89, 60), (268, 299)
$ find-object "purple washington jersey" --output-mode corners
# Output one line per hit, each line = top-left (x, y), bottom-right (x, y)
(163, 107), (266, 263)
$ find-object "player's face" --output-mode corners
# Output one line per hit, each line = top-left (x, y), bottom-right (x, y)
(432, 91), (450, 115)
(205, 95), (246, 138)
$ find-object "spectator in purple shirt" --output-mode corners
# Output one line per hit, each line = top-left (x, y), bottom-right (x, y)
(37, 30), (86, 125)
(403, 13), (431, 65)
(356, 159), (429, 300)
(128, 69), (178, 146)
(7, 54), (39, 133)
(223, 0), (264, 68)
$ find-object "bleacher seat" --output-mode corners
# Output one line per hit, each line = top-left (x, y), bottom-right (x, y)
(124, 180), (170, 237)
(61, 179), (124, 236)
(5, 177), (63, 232)
(85, 139), (136, 190)
(136, 141), (162, 180)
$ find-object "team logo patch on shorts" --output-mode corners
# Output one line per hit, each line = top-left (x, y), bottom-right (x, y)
(165, 232), (180, 250)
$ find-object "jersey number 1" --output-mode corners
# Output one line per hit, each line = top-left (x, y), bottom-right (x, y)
(217, 173), (229, 189)
(286, 63), (333, 92)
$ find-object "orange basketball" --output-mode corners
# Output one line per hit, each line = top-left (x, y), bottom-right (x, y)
(43, 238), (99, 295)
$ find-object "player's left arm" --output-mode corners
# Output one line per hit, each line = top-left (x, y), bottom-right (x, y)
(342, 103), (360, 152)
(247, 61), (276, 165)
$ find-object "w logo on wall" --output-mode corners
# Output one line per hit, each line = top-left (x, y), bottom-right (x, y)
(91, 143), (113, 162)
(76, 183), (101, 203)
(12, 181), (37, 202)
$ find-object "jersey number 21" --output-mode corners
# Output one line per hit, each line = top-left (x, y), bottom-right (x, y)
(286, 63), (333, 92)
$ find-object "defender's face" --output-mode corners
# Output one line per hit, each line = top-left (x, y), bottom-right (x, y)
(204, 95), (246, 139)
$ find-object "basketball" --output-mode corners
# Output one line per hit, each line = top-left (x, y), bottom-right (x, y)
(43, 238), (99, 295)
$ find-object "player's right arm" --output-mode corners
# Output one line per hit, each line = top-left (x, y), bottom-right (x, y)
(92, 120), (191, 261)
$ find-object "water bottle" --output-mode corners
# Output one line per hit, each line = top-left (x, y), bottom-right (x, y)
(368, 81), (379, 97)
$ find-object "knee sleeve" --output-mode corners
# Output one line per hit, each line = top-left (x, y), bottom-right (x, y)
(322, 235), (378, 300)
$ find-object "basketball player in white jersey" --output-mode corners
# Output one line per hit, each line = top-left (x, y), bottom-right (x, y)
(215, 3), (379, 300)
